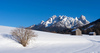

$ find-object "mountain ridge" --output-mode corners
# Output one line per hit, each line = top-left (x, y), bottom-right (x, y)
(80, 18), (100, 35)
(58, 18), (100, 35)
(29, 15), (90, 30)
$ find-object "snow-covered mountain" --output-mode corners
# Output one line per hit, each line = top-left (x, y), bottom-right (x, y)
(29, 15), (89, 29)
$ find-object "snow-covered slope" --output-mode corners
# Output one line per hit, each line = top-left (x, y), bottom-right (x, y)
(36, 15), (89, 28)
(0, 26), (100, 53)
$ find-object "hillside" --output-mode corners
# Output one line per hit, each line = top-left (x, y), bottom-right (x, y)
(80, 19), (100, 35)
(0, 26), (100, 53)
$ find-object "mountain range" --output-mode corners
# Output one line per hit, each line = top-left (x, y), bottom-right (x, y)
(28, 15), (100, 35)
(58, 18), (100, 35)
(29, 15), (89, 30)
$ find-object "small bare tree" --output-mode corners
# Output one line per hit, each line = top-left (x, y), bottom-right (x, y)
(11, 27), (37, 47)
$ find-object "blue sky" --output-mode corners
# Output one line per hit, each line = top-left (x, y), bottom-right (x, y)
(0, 0), (100, 27)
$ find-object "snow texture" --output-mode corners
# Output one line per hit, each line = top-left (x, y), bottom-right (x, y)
(0, 26), (100, 53)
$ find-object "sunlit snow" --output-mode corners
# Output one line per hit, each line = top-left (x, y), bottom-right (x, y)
(0, 26), (100, 53)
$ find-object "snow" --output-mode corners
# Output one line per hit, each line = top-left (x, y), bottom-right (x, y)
(75, 17), (78, 21)
(84, 25), (94, 30)
(72, 29), (77, 32)
(80, 15), (86, 20)
(29, 24), (35, 28)
(0, 26), (100, 53)
(36, 15), (90, 28)
(89, 32), (95, 34)
(40, 20), (44, 24)
(88, 25), (94, 28)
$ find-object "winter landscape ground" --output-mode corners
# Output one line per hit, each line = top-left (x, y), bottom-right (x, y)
(0, 25), (100, 53)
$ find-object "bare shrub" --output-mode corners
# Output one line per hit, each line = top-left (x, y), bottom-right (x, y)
(11, 27), (37, 47)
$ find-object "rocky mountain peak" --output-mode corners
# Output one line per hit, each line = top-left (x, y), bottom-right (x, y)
(41, 20), (44, 24)
(80, 15), (86, 20)
(75, 17), (78, 21)
(52, 15), (57, 19)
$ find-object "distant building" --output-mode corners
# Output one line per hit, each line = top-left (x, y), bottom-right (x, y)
(71, 28), (82, 35)
(89, 32), (96, 35)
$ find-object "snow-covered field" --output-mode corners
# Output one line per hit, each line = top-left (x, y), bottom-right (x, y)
(0, 26), (100, 53)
